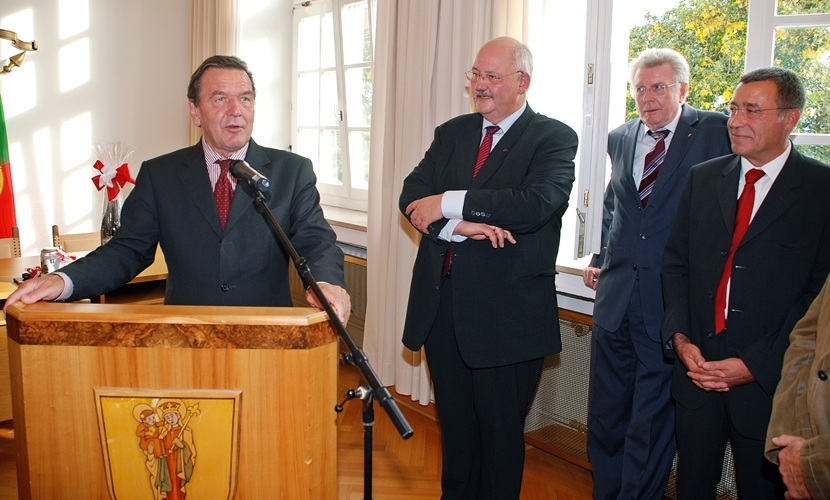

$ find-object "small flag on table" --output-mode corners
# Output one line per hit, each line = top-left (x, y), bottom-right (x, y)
(0, 95), (17, 238)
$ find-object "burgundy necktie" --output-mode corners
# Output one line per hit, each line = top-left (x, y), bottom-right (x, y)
(442, 125), (501, 277)
(714, 168), (765, 334)
(638, 129), (669, 206)
(214, 159), (232, 229)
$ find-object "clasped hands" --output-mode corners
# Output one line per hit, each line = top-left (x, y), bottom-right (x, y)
(672, 333), (755, 391)
(405, 194), (516, 248)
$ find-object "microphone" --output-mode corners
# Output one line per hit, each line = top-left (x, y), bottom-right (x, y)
(229, 159), (271, 192)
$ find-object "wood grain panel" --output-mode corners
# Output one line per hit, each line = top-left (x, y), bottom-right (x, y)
(6, 303), (338, 500)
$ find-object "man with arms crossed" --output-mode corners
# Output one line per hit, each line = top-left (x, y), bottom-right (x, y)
(662, 67), (830, 498)
(400, 37), (577, 500)
(583, 48), (730, 500)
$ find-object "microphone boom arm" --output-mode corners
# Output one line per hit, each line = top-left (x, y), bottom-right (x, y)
(251, 190), (413, 440)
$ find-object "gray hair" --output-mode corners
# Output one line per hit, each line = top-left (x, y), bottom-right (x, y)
(628, 48), (690, 86)
(187, 55), (256, 104)
(488, 36), (534, 76)
(739, 67), (806, 111)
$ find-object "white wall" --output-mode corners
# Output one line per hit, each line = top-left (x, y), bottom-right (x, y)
(1, 1), (190, 255)
(1, 0), (295, 257)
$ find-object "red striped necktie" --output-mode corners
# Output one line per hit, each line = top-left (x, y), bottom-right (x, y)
(638, 129), (669, 206)
(714, 168), (765, 334)
(442, 125), (501, 277)
(214, 159), (232, 229)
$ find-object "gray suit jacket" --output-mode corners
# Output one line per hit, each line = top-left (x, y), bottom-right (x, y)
(662, 148), (830, 438)
(62, 139), (344, 306)
(399, 105), (577, 368)
(591, 104), (730, 342)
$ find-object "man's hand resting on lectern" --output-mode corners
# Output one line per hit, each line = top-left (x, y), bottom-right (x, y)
(305, 283), (351, 326)
(3, 274), (66, 314)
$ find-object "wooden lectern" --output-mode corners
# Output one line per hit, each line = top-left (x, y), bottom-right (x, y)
(5, 302), (339, 500)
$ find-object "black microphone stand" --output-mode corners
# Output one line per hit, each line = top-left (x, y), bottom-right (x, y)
(250, 189), (413, 500)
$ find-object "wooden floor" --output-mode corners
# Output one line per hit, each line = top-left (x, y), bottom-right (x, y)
(0, 362), (593, 500)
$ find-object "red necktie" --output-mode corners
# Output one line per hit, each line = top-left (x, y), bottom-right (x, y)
(442, 125), (500, 276)
(638, 129), (669, 206)
(714, 168), (765, 334)
(214, 159), (232, 229)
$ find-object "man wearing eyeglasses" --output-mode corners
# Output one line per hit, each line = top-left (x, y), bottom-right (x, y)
(400, 37), (577, 500)
(662, 67), (830, 499)
(582, 48), (731, 500)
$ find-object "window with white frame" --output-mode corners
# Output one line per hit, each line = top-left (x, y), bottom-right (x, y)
(292, 0), (376, 212)
(573, 0), (830, 270)
(747, 0), (830, 161)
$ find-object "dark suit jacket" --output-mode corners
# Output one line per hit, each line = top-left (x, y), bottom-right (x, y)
(591, 105), (730, 342)
(661, 148), (830, 439)
(62, 139), (344, 306)
(399, 105), (577, 368)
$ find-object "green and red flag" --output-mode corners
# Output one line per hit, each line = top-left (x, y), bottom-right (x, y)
(0, 94), (17, 238)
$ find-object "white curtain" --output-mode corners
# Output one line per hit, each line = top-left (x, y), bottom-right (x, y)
(189, 0), (239, 145)
(363, 0), (529, 405)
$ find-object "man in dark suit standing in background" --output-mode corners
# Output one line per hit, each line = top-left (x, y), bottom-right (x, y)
(4, 55), (350, 322)
(583, 48), (731, 500)
(400, 37), (577, 500)
(662, 67), (830, 499)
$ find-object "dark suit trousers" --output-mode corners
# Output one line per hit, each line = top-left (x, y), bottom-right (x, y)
(424, 277), (544, 500)
(587, 277), (676, 500)
(675, 393), (785, 499)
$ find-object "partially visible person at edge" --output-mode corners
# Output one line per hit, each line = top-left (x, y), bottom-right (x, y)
(400, 36), (577, 500)
(582, 48), (730, 500)
(3, 55), (350, 323)
(766, 272), (830, 500)
(661, 67), (830, 499)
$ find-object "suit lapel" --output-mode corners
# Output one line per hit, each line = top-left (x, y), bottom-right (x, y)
(177, 143), (225, 237)
(653, 105), (698, 197)
(225, 140), (268, 232)
(453, 118), (487, 190)
(741, 148), (801, 246)
(620, 120), (640, 198)
(716, 156), (742, 235)
(471, 105), (535, 188)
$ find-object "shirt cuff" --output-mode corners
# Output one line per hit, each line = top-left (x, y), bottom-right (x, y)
(438, 219), (468, 242)
(441, 190), (466, 220)
(53, 272), (74, 301)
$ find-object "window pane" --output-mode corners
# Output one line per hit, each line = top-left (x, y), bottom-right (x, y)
(297, 15), (320, 71)
(774, 27), (830, 136)
(345, 67), (372, 127)
(777, 1), (830, 15)
(321, 12), (335, 68)
(319, 130), (343, 185)
(341, 1), (371, 65)
(796, 144), (830, 164)
(296, 73), (320, 126)
(297, 129), (319, 172)
(320, 71), (339, 126)
(349, 131), (370, 190)
(370, 0), (377, 60)
(527, 0), (589, 270)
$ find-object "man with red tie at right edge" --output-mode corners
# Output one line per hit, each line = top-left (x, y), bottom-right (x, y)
(661, 67), (830, 499)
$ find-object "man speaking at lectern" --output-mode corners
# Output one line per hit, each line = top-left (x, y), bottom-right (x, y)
(4, 55), (350, 323)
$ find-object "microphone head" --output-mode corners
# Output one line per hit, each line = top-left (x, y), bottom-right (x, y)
(229, 159), (271, 192)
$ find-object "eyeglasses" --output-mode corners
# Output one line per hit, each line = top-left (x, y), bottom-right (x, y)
(725, 106), (796, 119)
(633, 83), (678, 96)
(465, 70), (523, 84)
